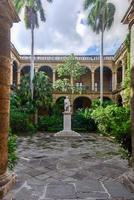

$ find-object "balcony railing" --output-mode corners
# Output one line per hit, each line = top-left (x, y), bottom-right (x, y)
(54, 85), (112, 94)
(20, 55), (114, 62)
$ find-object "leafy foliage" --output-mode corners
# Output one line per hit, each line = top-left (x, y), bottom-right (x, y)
(84, 0), (116, 34)
(54, 54), (86, 93)
(54, 79), (70, 92)
(8, 131), (18, 170)
(57, 54), (86, 80)
(91, 104), (131, 155)
(38, 115), (63, 132)
(72, 108), (97, 132)
(10, 109), (36, 134)
(13, 0), (53, 29)
(18, 72), (53, 111)
(10, 72), (53, 134)
(124, 33), (131, 105)
(33, 72), (53, 108)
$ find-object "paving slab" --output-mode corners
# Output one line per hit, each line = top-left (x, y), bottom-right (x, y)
(4, 133), (134, 200)
(103, 180), (134, 199)
(75, 180), (105, 192)
(45, 183), (76, 199)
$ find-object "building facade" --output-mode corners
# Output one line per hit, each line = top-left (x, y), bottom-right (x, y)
(10, 42), (128, 111)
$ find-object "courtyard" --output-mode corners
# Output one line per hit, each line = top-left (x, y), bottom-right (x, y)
(1, 0), (134, 199)
(5, 133), (134, 200)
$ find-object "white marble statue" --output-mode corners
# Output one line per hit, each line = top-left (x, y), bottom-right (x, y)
(64, 96), (71, 113)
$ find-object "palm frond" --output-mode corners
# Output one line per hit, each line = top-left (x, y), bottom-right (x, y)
(106, 3), (116, 30)
(87, 6), (101, 34)
(13, 0), (25, 13)
(34, 11), (39, 28)
(87, 0), (104, 34)
(86, 0), (115, 33)
(47, 0), (53, 3)
(84, 0), (95, 10)
(24, 6), (31, 29)
(14, 0), (53, 29)
(40, 8), (46, 21)
(35, 0), (46, 22)
(36, 0), (46, 22)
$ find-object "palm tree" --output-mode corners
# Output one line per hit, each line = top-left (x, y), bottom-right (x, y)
(14, 0), (53, 98)
(84, 0), (115, 104)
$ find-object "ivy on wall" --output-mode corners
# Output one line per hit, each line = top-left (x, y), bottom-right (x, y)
(124, 32), (131, 106)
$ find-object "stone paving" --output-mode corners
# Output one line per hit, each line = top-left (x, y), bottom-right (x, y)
(4, 133), (134, 200)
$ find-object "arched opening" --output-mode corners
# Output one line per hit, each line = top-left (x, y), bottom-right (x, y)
(75, 67), (91, 91)
(116, 95), (123, 106)
(97, 96), (112, 104)
(73, 96), (92, 112)
(103, 96), (112, 102)
(95, 66), (112, 92)
(117, 66), (122, 88)
(12, 61), (18, 86)
(20, 66), (30, 78)
(55, 96), (66, 114)
(38, 66), (53, 82)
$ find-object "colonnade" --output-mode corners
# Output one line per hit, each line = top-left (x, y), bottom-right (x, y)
(10, 62), (126, 93)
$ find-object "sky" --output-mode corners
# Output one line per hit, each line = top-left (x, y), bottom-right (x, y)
(11, 0), (130, 55)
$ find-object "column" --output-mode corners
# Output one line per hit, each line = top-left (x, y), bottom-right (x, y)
(0, 1), (19, 198)
(17, 68), (21, 87)
(35, 67), (38, 73)
(53, 69), (56, 86)
(112, 71), (117, 91)
(91, 70), (95, 91)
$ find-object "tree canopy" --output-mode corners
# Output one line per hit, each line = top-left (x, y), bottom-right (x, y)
(84, 0), (116, 34)
(13, 0), (53, 29)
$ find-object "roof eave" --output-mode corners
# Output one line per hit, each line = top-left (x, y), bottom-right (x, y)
(121, 0), (134, 24)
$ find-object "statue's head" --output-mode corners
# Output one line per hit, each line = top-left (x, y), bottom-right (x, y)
(66, 96), (69, 99)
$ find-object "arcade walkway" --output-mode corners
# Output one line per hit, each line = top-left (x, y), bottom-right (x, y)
(5, 133), (134, 200)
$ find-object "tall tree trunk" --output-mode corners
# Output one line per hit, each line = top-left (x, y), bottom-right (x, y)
(71, 76), (74, 93)
(30, 22), (34, 99)
(100, 29), (104, 105)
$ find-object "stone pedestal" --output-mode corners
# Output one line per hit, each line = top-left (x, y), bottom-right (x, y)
(0, 173), (16, 199)
(55, 112), (81, 137)
(119, 169), (134, 192)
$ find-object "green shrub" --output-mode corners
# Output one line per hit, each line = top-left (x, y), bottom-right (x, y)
(10, 109), (36, 134)
(72, 108), (97, 132)
(91, 104), (131, 154)
(38, 115), (63, 132)
(8, 132), (18, 170)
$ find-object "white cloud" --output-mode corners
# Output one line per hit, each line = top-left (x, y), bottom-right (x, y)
(11, 0), (130, 55)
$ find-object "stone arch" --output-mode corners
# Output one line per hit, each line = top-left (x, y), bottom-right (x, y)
(94, 66), (112, 92)
(20, 65), (30, 77)
(75, 67), (92, 91)
(116, 94), (123, 106)
(97, 96), (112, 102)
(12, 60), (18, 86)
(73, 96), (92, 112)
(38, 66), (53, 82)
(117, 66), (122, 86)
